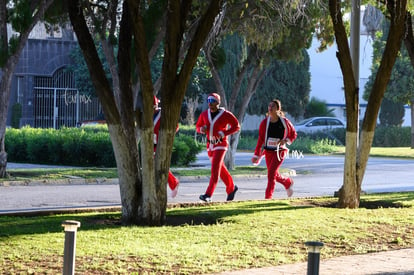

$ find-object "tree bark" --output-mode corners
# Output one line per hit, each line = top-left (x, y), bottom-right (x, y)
(402, 12), (414, 148)
(411, 100), (414, 149)
(329, 0), (407, 208)
(0, 0), (54, 178)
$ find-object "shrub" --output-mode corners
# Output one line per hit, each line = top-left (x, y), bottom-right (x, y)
(373, 126), (411, 147)
(172, 134), (203, 166)
(5, 126), (201, 167)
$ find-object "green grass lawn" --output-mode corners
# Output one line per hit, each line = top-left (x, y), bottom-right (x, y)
(0, 193), (413, 274)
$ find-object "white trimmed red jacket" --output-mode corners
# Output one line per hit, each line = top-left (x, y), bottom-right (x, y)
(253, 116), (297, 158)
(196, 107), (240, 151)
(153, 108), (178, 149)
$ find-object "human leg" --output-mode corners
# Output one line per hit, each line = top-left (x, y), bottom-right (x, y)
(168, 170), (179, 198)
(204, 150), (227, 197)
(264, 151), (277, 199)
(272, 150), (293, 197)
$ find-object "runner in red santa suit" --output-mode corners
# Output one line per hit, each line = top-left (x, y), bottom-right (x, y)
(153, 96), (179, 198)
(196, 92), (241, 202)
(251, 99), (297, 199)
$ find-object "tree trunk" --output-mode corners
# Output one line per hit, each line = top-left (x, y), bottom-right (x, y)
(329, 0), (407, 208)
(0, 69), (13, 178)
(402, 13), (414, 148)
(0, 139), (6, 178)
(0, 0), (54, 178)
(411, 100), (414, 148)
(109, 125), (141, 224)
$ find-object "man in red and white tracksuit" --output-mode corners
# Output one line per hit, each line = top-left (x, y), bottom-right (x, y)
(153, 96), (179, 198)
(196, 93), (240, 202)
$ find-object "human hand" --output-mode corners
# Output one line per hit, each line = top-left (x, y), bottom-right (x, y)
(251, 156), (258, 164)
(200, 126), (207, 134)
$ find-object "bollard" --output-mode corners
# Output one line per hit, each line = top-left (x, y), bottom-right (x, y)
(62, 220), (81, 275)
(305, 241), (324, 275)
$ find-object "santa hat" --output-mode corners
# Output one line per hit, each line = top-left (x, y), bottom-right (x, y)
(153, 95), (160, 106)
(207, 93), (220, 104)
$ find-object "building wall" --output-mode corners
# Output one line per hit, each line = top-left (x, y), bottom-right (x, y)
(8, 38), (78, 127)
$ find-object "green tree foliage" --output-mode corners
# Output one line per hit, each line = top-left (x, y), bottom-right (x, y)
(364, 19), (414, 126)
(304, 97), (335, 118)
(378, 98), (405, 126)
(247, 49), (311, 119)
(67, 45), (111, 97)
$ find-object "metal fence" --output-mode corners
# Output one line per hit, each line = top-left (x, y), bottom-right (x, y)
(33, 69), (102, 128)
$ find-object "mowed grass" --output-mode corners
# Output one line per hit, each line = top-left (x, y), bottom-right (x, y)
(333, 146), (414, 158)
(0, 193), (413, 274)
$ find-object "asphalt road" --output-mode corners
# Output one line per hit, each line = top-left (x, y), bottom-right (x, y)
(1, 152), (414, 214)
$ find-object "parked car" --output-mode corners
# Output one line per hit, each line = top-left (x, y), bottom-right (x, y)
(295, 117), (345, 134)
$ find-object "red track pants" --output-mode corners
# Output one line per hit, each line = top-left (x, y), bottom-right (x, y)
(264, 150), (292, 199)
(168, 171), (179, 191)
(205, 149), (235, 197)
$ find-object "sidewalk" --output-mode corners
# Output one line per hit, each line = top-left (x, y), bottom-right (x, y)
(214, 248), (414, 275)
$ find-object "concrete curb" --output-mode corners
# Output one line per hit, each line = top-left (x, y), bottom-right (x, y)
(0, 177), (119, 187)
(0, 170), (296, 186)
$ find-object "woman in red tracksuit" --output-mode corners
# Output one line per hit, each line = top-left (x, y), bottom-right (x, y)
(251, 99), (297, 199)
(196, 93), (240, 202)
(153, 96), (179, 198)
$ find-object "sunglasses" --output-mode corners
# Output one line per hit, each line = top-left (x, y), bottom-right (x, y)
(207, 98), (218, 104)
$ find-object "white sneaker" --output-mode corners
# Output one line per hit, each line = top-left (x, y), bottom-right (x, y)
(286, 180), (294, 197)
(171, 182), (179, 198)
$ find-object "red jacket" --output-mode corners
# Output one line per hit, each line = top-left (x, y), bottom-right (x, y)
(196, 107), (240, 151)
(154, 109), (178, 149)
(253, 116), (297, 158)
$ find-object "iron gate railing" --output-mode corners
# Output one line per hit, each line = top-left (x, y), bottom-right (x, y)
(33, 68), (102, 128)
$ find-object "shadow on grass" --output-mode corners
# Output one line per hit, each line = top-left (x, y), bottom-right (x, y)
(1, 193), (412, 237)
(0, 200), (301, 237)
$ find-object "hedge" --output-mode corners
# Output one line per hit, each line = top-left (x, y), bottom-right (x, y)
(5, 126), (203, 167)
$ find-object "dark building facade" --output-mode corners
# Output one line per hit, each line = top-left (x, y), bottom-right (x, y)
(7, 31), (101, 128)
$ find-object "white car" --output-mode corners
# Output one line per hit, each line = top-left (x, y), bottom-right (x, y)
(295, 117), (345, 134)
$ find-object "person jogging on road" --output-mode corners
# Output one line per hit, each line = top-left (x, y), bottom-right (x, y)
(196, 92), (240, 202)
(153, 95), (179, 198)
(251, 99), (297, 199)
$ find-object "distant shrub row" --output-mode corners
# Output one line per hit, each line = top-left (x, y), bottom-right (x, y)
(5, 125), (409, 167)
(5, 126), (203, 167)
(236, 126), (411, 154)
(287, 126), (411, 148)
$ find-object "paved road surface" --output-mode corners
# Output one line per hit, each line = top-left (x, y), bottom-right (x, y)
(1, 152), (414, 214)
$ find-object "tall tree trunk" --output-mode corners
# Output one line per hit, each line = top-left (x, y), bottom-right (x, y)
(411, 100), (414, 148)
(402, 12), (414, 148)
(0, 70), (13, 178)
(329, 0), (407, 208)
(0, 0), (54, 178)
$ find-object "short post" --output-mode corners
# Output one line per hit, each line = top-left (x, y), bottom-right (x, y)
(62, 220), (81, 275)
(305, 241), (324, 275)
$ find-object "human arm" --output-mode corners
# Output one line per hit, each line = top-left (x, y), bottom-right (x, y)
(252, 119), (266, 163)
(195, 112), (208, 134)
(219, 111), (240, 138)
(281, 118), (297, 145)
